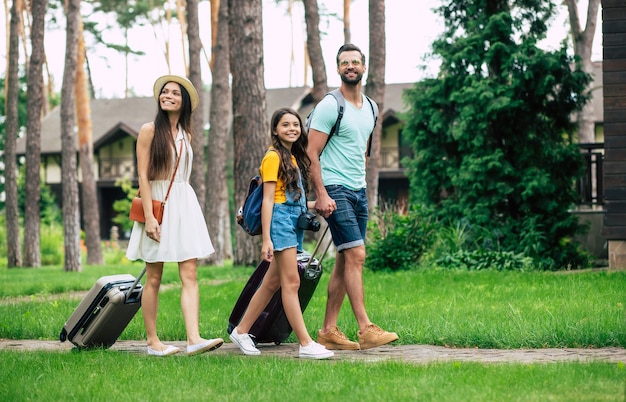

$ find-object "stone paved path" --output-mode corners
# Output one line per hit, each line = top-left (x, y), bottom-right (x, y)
(2, 340), (625, 364)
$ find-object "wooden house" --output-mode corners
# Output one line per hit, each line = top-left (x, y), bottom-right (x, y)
(15, 84), (413, 240)
(602, 0), (626, 269)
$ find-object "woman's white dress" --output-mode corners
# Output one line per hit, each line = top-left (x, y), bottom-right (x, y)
(126, 128), (214, 263)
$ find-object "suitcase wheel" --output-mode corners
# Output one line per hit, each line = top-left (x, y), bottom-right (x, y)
(59, 328), (67, 342)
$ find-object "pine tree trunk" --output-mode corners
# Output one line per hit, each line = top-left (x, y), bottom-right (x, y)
(23, 0), (48, 268)
(365, 0), (386, 210)
(187, 0), (206, 209)
(5, 0), (23, 268)
(302, 0), (328, 101)
(205, 0), (233, 265)
(76, 20), (103, 265)
(228, 0), (268, 266)
(61, 0), (82, 272)
(343, 0), (351, 44)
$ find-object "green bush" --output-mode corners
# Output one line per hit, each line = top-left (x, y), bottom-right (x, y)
(17, 164), (62, 226)
(0, 213), (7, 266)
(423, 220), (483, 261)
(366, 205), (437, 272)
(111, 177), (137, 233)
(0, 212), (63, 266)
(517, 216), (590, 270)
(0, 213), (129, 267)
(40, 224), (64, 265)
(423, 218), (590, 271)
(436, 249), (534, 271)
(423, 220), (534, 271)
(102, 241), (133, 266)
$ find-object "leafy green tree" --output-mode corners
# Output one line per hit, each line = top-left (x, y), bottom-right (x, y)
(402, 0), (591, 269)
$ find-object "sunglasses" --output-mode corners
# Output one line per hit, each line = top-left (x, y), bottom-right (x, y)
(338, 59), (362, 67)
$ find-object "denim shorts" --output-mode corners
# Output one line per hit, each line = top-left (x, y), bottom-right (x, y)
(324, 185), (368, 252)
(270, 203), (304, 252)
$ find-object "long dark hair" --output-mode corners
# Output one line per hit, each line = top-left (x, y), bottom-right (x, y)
(148, 81), (194, 180)
(270, 107), (310, 202)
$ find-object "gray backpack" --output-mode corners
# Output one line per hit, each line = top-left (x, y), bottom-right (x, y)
(305, 89), (379, 156)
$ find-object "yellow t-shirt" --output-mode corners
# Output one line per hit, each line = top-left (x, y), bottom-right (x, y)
(260, 149), (298, 204)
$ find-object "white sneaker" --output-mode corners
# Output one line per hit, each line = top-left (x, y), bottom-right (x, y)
(299, 341), (334, 359)
(229, 327), (261, 356)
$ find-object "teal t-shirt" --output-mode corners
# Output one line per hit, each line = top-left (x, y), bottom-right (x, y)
(309, 93), (376, 190)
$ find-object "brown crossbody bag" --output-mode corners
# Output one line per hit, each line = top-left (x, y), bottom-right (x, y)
(129, 140), (183, 224)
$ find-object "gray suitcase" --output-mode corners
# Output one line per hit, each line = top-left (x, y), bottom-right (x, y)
(59, 268), (145, 349)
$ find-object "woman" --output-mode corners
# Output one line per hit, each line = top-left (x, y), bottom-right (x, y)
(126, 75), (223, 357)
(229, 107), (334, 359)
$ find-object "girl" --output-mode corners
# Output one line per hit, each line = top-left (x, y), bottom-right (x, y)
(229, 107), (333, 359)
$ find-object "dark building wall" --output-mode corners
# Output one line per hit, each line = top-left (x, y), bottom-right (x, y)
(603, 0), (626, 239)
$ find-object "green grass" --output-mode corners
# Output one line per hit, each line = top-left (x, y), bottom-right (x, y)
(1, 264), (625, 401)
(1, 264), (624, 348)
(0, 262), (249, 298)
(0, 351), (623, 401)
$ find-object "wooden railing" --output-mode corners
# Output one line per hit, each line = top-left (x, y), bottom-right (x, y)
(99, 157), (135, 180)
(380, 143), (604, 207)
(380, 146), (412, 169)
(576, 143), (604, 206)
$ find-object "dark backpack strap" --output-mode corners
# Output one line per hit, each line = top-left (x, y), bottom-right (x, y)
(306, 89), (344, 156)
(364, 95), (379, 157)
(326, 89), (345, 146)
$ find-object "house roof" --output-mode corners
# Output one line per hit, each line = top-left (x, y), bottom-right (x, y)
(16, 97), (156, 155)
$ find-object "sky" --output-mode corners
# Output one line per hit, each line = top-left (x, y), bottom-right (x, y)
(0, 0), (603, 99)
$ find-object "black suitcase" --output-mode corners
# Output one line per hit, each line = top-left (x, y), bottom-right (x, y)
(227, 226), (332, 345)
(59, 268), (145, 349)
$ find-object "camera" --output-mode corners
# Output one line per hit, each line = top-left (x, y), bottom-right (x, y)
(297, 211), (321, 232)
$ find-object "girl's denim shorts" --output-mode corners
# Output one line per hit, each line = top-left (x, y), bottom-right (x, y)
(270, 203), (304, 252)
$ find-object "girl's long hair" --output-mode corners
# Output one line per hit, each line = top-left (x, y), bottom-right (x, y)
(270, 107), (310, 202)
(148, 82), (194, 180)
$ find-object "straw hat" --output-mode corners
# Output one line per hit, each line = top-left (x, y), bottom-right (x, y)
(153, 74), (199, 112)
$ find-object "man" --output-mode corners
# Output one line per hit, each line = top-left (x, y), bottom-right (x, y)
(306, 44), (398, 350)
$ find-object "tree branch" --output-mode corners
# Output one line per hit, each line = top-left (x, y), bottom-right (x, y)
(565, 0), (582, 40)
(583, 0), (601, 49)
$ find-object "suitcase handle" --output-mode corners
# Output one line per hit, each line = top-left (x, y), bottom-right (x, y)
(126, 267), (147, 303)
(305, 225), (332, 270)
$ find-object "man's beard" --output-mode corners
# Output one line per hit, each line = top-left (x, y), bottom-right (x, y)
(340, 71), (363, 85)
